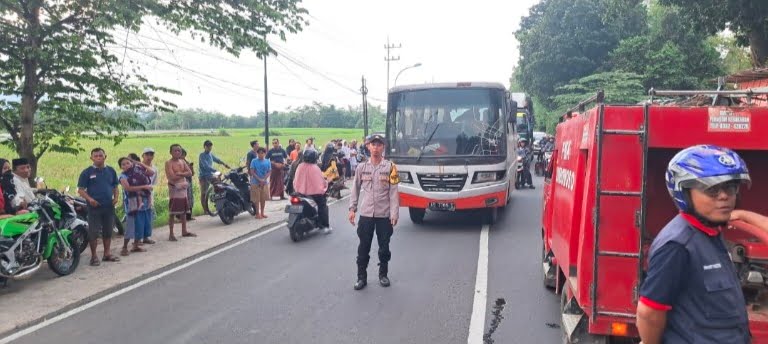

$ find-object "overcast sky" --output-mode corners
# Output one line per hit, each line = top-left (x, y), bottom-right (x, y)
(118, 0), (541, 116)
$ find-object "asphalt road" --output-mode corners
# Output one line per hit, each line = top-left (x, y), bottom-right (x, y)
(10, 176), (562, 344)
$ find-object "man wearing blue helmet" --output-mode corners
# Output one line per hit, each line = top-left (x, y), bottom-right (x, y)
(637, 145), (751, 344)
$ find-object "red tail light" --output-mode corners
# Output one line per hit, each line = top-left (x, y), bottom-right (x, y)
(290, 197), (301, 204)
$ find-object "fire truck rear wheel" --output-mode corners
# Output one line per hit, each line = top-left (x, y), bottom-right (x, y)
(561, 289), (611, 344)
(409, 208), (425, 224)
(542, 243), (556, 289)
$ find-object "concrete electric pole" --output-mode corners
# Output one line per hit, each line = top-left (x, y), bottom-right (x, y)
(384, 37), (401, 93)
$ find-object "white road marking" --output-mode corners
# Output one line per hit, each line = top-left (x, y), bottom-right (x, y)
(0, 195), (351, 343)
(467, 224), (490, 344)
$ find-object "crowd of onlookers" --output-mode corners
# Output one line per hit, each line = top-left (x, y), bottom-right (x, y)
(0, 136), (368, 268)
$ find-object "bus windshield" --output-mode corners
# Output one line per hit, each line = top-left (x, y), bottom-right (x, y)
(387, 88), (506, 158)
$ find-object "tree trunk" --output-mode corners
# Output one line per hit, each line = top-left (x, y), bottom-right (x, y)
(19, 5), (41, 181)
(748, 26), (768, 68)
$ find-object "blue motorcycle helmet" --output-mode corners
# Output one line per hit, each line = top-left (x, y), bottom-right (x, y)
(665, 144), (751, 214)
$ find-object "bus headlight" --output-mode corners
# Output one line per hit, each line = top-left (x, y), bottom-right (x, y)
(398, 171), (413, 183)
(472, 171), (505, 184)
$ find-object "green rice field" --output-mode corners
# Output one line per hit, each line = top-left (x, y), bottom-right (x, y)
(0, 128), (365, 226)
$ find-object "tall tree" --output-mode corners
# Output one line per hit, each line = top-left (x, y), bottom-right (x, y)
(659, 0), (768, 67)
(710, 35), (752, 75)
(546, 71), (645, 131)
(514, 0), (646, 107)
(0, 1), (307, 176)
(608, 4), (722, 90)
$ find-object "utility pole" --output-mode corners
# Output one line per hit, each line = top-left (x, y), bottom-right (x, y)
(384, 36), (401, 93)
(263, 54), (270, 145)
(361, 76), (369, 137)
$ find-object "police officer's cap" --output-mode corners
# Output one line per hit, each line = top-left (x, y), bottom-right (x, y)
(366, 134), (386, 145)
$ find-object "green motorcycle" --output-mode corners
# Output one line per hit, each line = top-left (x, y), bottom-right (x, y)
(0, 191), (80, 282)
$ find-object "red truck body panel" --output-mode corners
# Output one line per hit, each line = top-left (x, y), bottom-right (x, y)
(543, 102), (768, 341)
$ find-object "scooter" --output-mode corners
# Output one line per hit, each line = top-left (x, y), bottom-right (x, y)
(543, 151), (553, 170)
(515, 156), (535, 189)
(211, 167), (256, 225)
(284, 194), (322, 242)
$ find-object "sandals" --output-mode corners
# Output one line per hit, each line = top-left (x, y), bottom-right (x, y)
(130, 246), (147, 253)
(181, 232), (197, 237)
(90, 257), (101, 266)
(142, 239), (156, 245)
(168, 235), (178, 242)
(102, 255), (120, 262)
(120, 248), (130, 256)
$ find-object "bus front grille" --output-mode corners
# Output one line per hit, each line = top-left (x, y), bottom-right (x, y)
(417, 174), (467, 192)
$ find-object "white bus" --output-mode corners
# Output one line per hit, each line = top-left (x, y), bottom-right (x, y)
(385, 82), (522, 224)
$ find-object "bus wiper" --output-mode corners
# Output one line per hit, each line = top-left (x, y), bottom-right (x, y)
(416, 123), (440, 164)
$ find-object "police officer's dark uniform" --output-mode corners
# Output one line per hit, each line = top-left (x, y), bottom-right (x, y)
(348, 134), (399, 290)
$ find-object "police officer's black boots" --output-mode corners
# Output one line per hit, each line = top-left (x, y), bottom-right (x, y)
(379, 263), (390, 287)
(354, 268), (367, 290)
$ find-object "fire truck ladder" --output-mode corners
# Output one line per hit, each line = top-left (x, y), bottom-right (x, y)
(590, 98), (650, 321)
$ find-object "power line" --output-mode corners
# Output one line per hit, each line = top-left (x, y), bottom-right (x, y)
(268, 40), (359, 82)
(120, 46), (255, 98)
(274, 56), (318, 91)
(114, 28), (264, 68)
(270, 44), (362, 95)
(148, 23), (182, 67)
(112, 28), (362, 103)
(120, 46), (316, 101)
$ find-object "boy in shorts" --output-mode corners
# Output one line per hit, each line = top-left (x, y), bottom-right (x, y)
(249, 147), (271, 219)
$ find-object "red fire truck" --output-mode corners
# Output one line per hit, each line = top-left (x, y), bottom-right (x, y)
(541, 90), (768, 343)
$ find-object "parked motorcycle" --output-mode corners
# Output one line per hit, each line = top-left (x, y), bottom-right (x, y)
(284, 194), (322, 242)
(211, 167), (256, 225)
(0, 191), (80, 283)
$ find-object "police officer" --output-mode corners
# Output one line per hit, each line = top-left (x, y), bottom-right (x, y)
(348, 134), (400, 290)
(637, 144), (751, 344)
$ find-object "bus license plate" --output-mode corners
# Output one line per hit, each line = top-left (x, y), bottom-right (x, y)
(429, 202), (455, 212)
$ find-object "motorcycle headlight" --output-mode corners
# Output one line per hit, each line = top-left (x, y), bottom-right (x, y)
(472, 171), (505, 184)
(398, 171), (413, 184)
